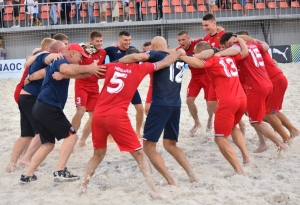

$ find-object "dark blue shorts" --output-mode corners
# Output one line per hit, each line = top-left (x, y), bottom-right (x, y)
(241, 0), (247, 6)
(143, 105), (180, 142)
(131, 90), (142, 105)
(33, 13), (38, 18)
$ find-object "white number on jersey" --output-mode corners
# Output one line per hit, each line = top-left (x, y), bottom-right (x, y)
(169, 61), (185, 83)
(249, 47), (265, 67)
(107, 71), (128, 94)
(219, 58), (238, 77)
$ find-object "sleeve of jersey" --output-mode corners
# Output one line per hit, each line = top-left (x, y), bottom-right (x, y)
(202, 58), (214, 68)
(256, 42), (264, 53)
(57, 59), (69, 73)
(146, 51), (160, 62)
(41, 53), (50, 64)
(139, 62), (156, 75)
(234, 52), (243, 62)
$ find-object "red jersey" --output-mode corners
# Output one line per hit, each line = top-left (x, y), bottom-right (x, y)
(75, 49), (106, 88)
(94, 62), (156, 117)
(176, 38), (206, 77)
(235, 42), (272, 91)
(14, 66), (29, 103)
(202, 55), (245, 103)
(203, 30), (225, 49)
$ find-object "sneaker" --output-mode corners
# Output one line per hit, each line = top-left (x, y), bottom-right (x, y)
(124, 20), (128, 22)
(102, 21), (107, 23)
(20, 174), (37, 184)
(11, 25), (15, 28)
(136, 18), (141, 21)
(39, 22), (43, 26)
(15, 25), (20, 28)
(53, 167), (80, 182)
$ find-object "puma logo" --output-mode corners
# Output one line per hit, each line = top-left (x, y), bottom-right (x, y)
(273, 47), (289, 60)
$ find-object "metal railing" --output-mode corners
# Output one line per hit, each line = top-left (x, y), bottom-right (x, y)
(0, 0), (299, 29)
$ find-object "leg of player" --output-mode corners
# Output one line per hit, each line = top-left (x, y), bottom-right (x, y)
(78, 111), (93, 147)
(186, 96), (202, 134)
(264, 113), (290, 143)
(130, 150), (161, 199)
(251, 122), (288, 153)
(206, 101), (217, 132)
(71, 106), (86, 131)
(56, 134), (78, 171)
(276, 111), (300, 139)
(214, 136), (246, 175)
(19, 134), (42, 166)
(144, 103), (151, 116)
(80, 148), (107, 195)
(6, 136), (32, 172)
(231, 127), (251, 164)
(163, 139), (198, 182)
(143, 140), (178, 186)
(253, 132), (269, 153)
(238, 120), (246, 136)
(134, 104), (144, 138)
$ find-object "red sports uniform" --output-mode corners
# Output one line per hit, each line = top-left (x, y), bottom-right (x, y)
(14, 67), (29, 103)
(202, 54), (247, 136)
(259, 45), (287, 114)
(235, 42), (273, 123)
(74, 49), (106, 111)
(145, 73), (153, 103)
(93, 62), (156, 152)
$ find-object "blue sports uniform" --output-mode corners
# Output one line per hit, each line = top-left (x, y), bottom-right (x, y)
(33, 58), (76, 144)
(143, 50), (185, 142)
(104, 45), (141, 105)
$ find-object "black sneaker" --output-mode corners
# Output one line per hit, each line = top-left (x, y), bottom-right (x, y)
(20, 174), (37, 184)
(53, 167), (80, 182)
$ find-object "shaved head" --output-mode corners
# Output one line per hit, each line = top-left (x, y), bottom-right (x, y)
(194, 41), (211, 54)
(49, 40), (67, 53)
(151, 36), (168, 51)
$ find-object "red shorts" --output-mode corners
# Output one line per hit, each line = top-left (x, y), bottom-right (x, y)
(207, 84), (217, 101)
(92, 115), (142, 152)
(265, 73), (288, 114)
(246, 87), (273, 123)
(187, 74), (211, 99)
(75, 87), (99, 111)
(214, 97), (247, 137)
(145, 82), (152, 104)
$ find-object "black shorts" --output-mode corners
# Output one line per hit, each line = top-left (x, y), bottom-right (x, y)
(131, 90), (142, 105)
(13, 6), (19, 17)
(18, 95), (38, 137)
(32, 101), (76, 144)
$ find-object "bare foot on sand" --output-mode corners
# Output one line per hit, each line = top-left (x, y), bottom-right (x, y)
(235, 168), (246, 176)
(243, 156), (251, 164)
(290, 130), (300, 139)
(190, 123), (201, 134)
(206, 121), (212, 132)
(188, 172), (199, 183)
(5, 162), (18, 173)
(150, 191), (163, 199)
(277, 143), (288, 157)
(78, 140), (86, 147)
(19, 158), (31, 167)
(253, 143), (269, 153)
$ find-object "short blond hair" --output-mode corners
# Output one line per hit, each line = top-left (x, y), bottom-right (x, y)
(41, 38), (55, 51)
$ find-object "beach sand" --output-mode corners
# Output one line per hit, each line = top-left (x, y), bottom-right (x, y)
(0, 63), (299, 205)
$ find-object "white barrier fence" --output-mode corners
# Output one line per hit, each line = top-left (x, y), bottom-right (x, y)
(0, 59), (25, 78)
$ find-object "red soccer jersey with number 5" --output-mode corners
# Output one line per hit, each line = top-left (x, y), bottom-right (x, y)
(94, 62), (156, 117)
(202, 55), (246, 102)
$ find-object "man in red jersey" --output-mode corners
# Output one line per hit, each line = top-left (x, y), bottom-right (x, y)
(219, 32), (288, 153)
(180, 39), (250, 175)
(71, 31), (106, 147)
(80, 47), (185, 198)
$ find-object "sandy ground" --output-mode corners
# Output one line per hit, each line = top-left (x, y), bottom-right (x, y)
(0, 63), (299, 205)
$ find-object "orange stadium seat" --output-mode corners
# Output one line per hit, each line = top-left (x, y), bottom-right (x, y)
(212, 5), (219, 10)
(69, 10), (75, 18)
(129, 8), (135, 14)
(4, 7), (13, 14)
(268, 2), (278, 8)
(40, 12), (49, 19)
(163, 0), (170, 6)
(186, 5), (196, 12)
(142, 7), (148, 14)
(19, 6), (26, 13)
(198, 4), (207, 11)
(71, 4), (75, 10)
(119, 8), (123, 15)
(172, 0), (181, 5)
(256, 2), (266, 9)
(81, 3), (87, 10)
(107, 9), (111, 16)
(183, 0), (190, 5)
(41, 5), (50, 12)
(280, 2), (289, 8)
(233, 3), (242, 10)
(18, 13), (25, 20)
(129, 1), (134, 7)
(245, 3), (254, 9)
(94, 3), (99, 10)
(291, 1), (300, 7)
(141, 1), (146, 7)
(118, 2), (123, 8)
(174, 6), (184, 12)
(106, 3), (111, 9)
(150, 7), (157, 13)
(163, 7), (172, 13)
(197, 0), (204, 4)
(6, 1), (12, 5)
(80, 10), (87, 17)
(148, 1), (156, 7)
(3, 14), (12, 21)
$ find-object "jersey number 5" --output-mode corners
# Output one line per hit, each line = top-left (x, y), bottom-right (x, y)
(169, 61), (185, 83)
(107, 71), (128, 93)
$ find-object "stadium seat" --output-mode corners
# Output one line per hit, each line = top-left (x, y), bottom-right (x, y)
(197, 0), (204, 4)
(256, 2), (266, 9)
(245, 3), (254, 9)
(183, 0), (190, 5)
(172, 0), (181, 5)
(163, 7), (172, 13)
(129, 8), (135, 14)
(142, 7), (148, 14)
(142, 1), (146, 7)
(41, 5), (50, 12)
(71, 4), (75, 10)
(4, 7), (13, 14)
(107, 9), (111, 16)
(198, 4), (208, 11)
(148, 1), (156, 7)
(129, 1), (134, 7)
(150, 7), (156, 13)
(163, 0), (170, 6)
(80, 10), (87, 17)
(69, 10), (75, 18)
(6, 1), (12, 5)
(106, 3), (111, 9)
(3, 14), (12, 21)
(233, 3), (242, 10)
(119, 9), (123, 15)
(291, 1), (300, 7)
(81, 3), (87, 10)
(212, 5), (219, 10)
(268, 2), (278, 8)
(186, 5), (196, 12)
(40, 12), (49, 19)
(94, 3), (99, 10)
(280, 2), (289, 8)
(174, 6), (184, 12)
(118, 2), (123, 8)
(18, 13), (25, 20)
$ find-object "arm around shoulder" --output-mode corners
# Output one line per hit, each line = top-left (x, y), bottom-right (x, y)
(118, 53), (149, 63)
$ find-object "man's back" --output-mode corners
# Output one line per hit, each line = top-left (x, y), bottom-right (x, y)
(105, 46), (134, 62)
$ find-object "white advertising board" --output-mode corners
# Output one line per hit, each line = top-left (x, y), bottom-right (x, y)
(0, 59), (26, 79)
